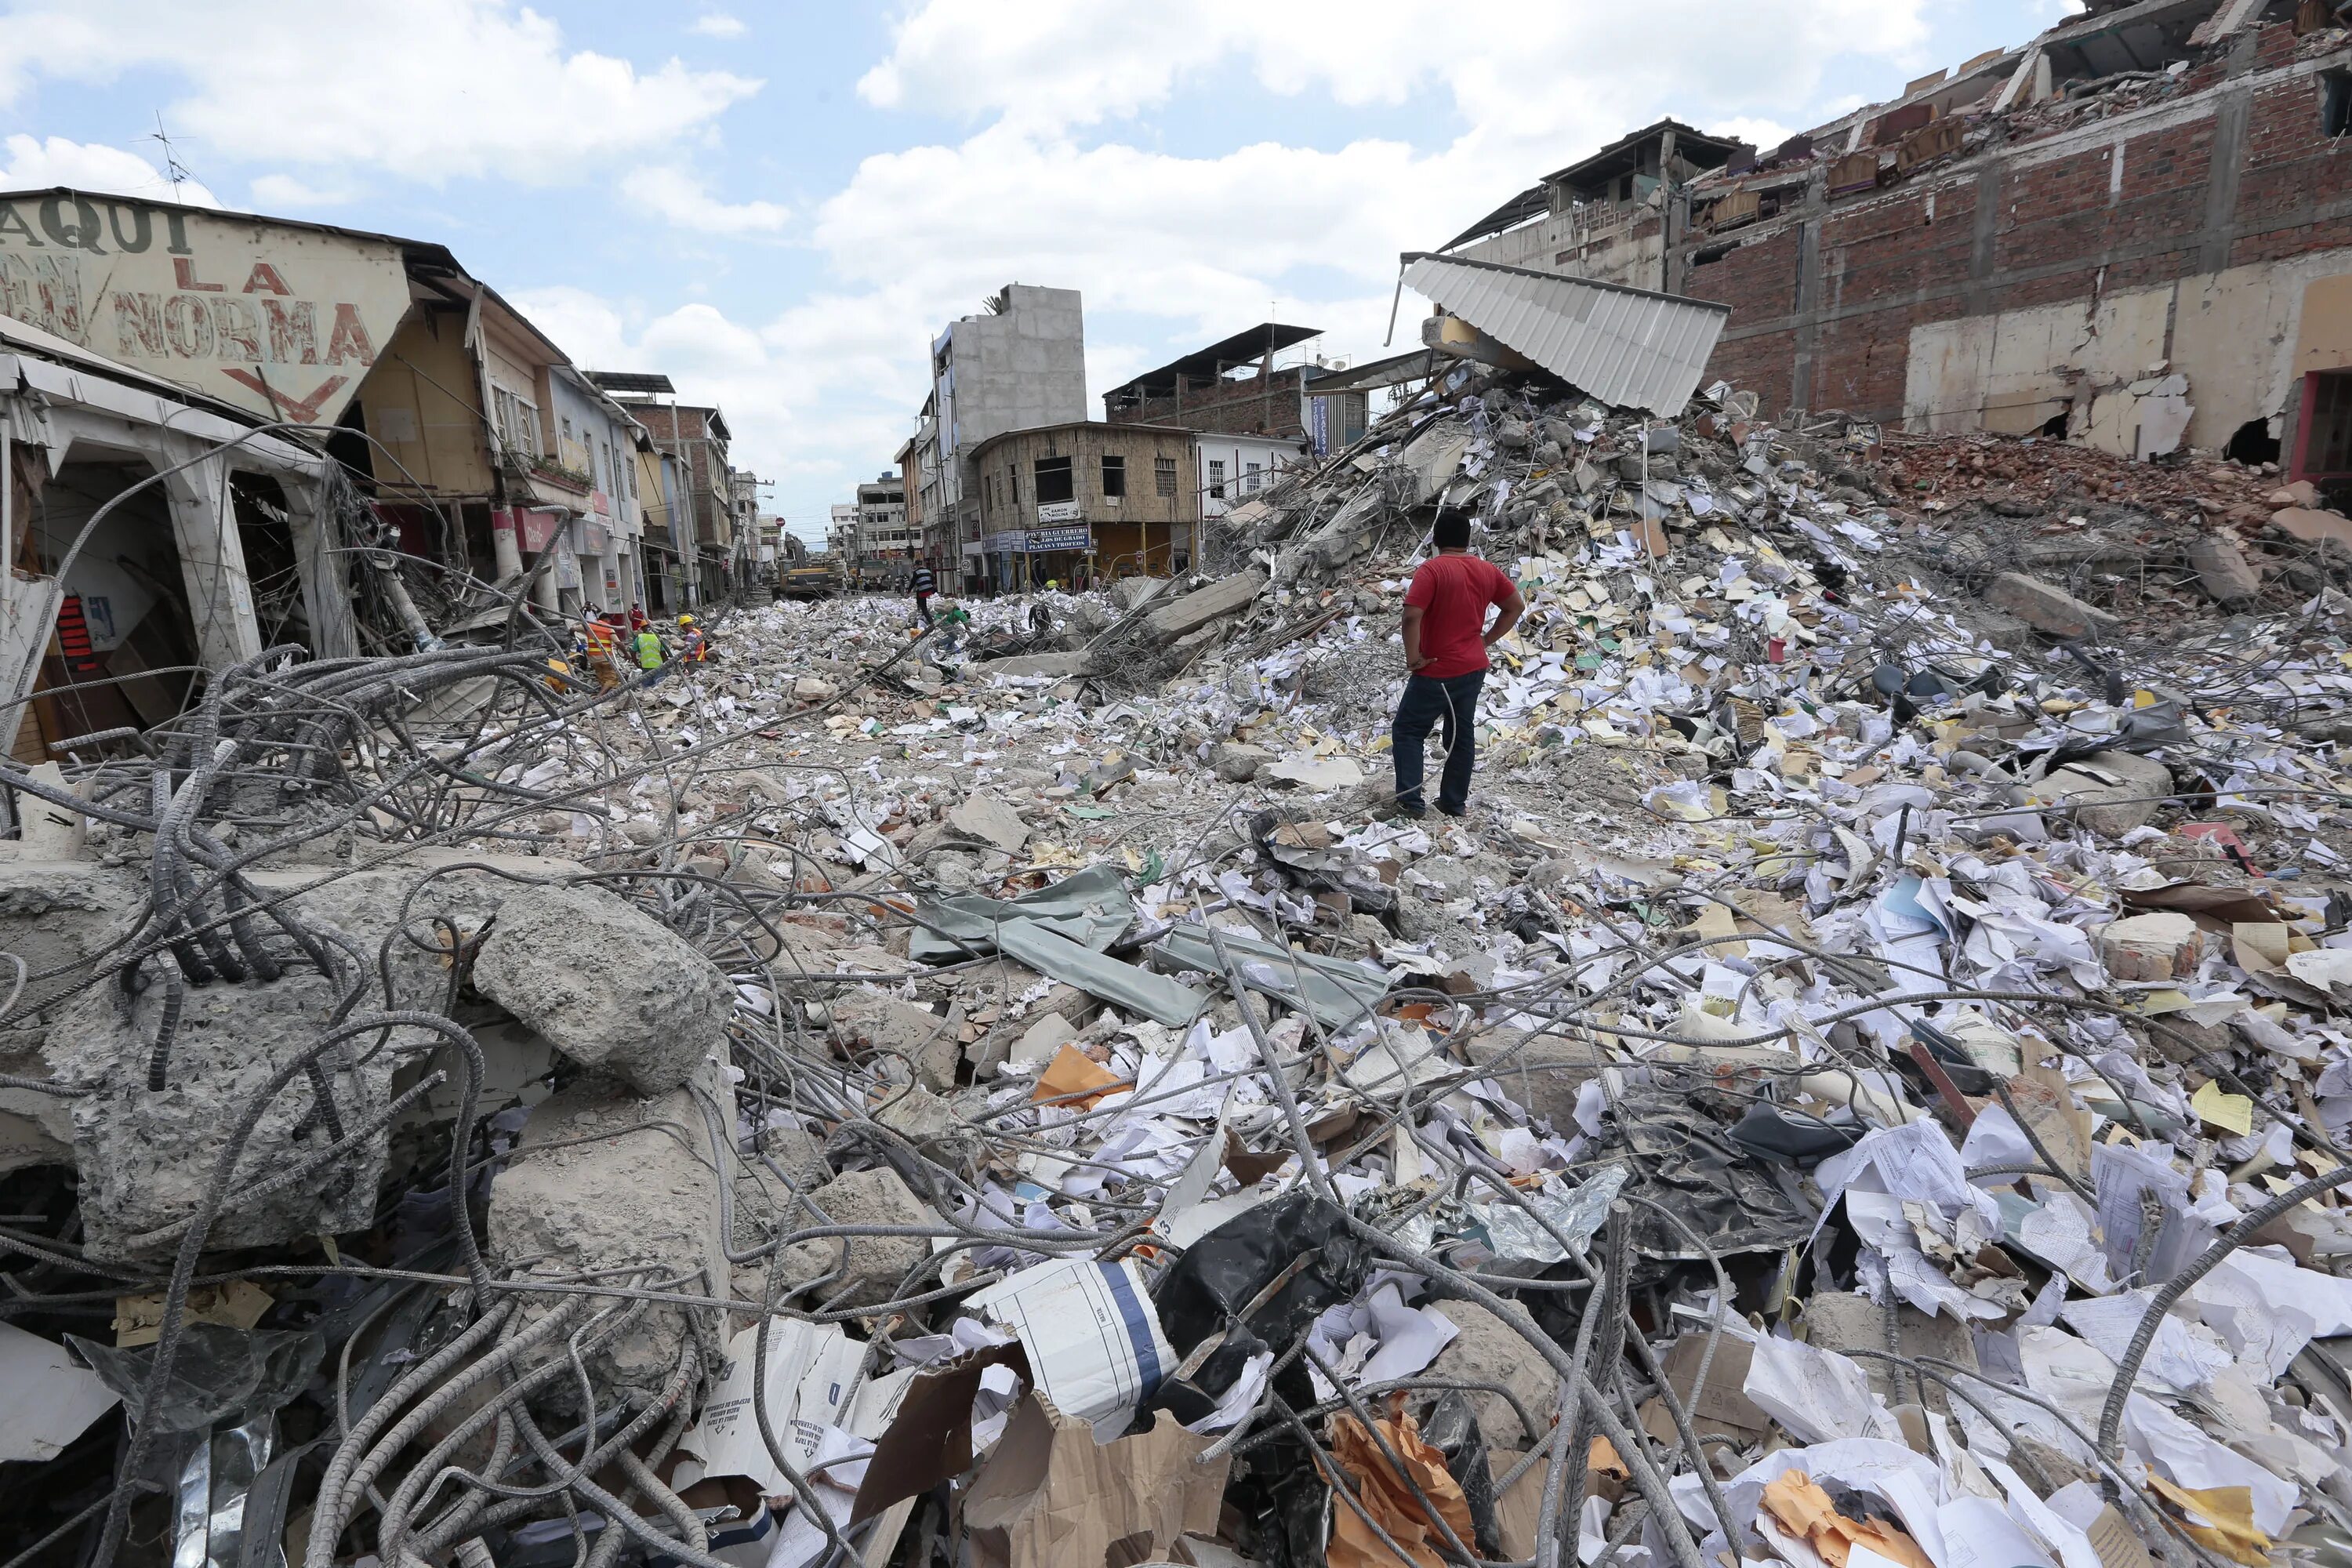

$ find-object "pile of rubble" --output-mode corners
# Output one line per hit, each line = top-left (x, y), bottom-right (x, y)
(10, 359), (2352, 1568)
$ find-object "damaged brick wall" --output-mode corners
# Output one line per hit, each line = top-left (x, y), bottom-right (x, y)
(1678, 20), (2352, 455)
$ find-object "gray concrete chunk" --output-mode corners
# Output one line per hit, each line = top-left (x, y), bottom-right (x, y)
(1983, 572), (2119, 638)
(1425, 1300), (1560, 1448)
(2187, 532), (2262, 604)
(1145, 571), (1267, 643)
(1465, 1031), (1605, 1134)
(2041, 750), (2172, 839)
(47, 971), (397, 1261)
(774, 1165), (937, 1311)
(490, 1075), (727, 1414)
(472, 883), (731, 1095)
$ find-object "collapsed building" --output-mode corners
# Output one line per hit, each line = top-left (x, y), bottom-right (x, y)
(1438, 0), (2352, 485)
(19, 12), (2352, 1568)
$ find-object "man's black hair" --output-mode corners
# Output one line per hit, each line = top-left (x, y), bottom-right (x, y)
(1431, 510), (1472, 550)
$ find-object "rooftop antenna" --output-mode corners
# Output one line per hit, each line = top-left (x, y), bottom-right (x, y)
(144, 113), (196, 198)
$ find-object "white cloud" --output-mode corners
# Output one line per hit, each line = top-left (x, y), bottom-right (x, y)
(689, 13), (746, 38)
(498, 0), (1950, 523)
(0, 134), (220, 206)
(248, 172), (356, 208)
(0, 0), (761, 184)
(620, 165), (790, 234)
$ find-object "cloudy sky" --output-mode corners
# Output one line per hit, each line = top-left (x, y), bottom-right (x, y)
(0, 0), (2076, 542)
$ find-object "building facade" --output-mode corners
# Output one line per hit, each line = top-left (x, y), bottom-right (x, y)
(613, 397), (734, 604)
(967, 421), (1199, 589)
(1435, 5), (2352, 484)
(856, 473), (912, 583)
(927, 284), (1087, 587)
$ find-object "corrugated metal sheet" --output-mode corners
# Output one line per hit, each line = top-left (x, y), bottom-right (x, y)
(1399, 252), (1731, 416)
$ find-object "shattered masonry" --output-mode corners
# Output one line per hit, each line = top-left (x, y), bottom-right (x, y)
(16, 8), (2352, 1568)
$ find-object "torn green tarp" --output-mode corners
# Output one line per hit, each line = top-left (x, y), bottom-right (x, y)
(994, 917), (1210, 1029)
(1150, 924), (1388, 1030)
(911, 864), (1133, 964)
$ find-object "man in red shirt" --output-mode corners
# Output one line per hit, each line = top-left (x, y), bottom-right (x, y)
(1394, 510), (1523, 818)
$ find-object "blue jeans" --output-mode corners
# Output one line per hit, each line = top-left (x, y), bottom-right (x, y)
(1392, 669), (1485, 812)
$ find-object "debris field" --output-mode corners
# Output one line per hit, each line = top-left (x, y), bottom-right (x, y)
(15, 361), (2352, 1568)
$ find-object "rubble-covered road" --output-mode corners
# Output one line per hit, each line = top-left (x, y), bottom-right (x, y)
(13, 362), (2352, 1568)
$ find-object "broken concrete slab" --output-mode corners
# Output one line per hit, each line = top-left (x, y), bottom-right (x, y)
(1425, 1299), (1559, 1449)
(773, 1164), (936, 1311)
(2267, 506), (2352, 549)
(985, 652), (1096, 680)
(48, 971), (398, 1262)
(834, 991), (958, 1092)
(471, 882), (732, 1095)
(1262, 755), (1363, 791)
(1465, 1031), (1606, 1134)
(489, 1071), (728, 1414)
(2187, 532), (2262, 604)
(1800, 1291), (1978, 1416)
(1210, 741), (1272, 782)
(949, 792), (1032, 854)
(1983, 572), (2119, 638)
(1144, 570), (1267, 644)
(1111, 575), (1171, 612)
(2040, 750), (2173, 839)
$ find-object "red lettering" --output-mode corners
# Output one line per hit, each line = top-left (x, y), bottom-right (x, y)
(261, 298), (317, 364)
(172, 257), (223, 292)
(241, 262), (292, 296)
(325, 302), (377, 367)
(111, 291), (164, 358)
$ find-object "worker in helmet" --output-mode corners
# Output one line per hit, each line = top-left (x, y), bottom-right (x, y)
(632, 619), (670, 686)
(677, 613), (711, 665)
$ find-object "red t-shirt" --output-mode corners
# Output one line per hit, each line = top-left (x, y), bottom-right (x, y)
(1404, 553), (1515, 678)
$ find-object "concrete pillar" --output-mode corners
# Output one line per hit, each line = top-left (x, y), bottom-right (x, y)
(491, 507), (524, 582)
(163, 451), (263, 670)
(278, 474), (358, 659)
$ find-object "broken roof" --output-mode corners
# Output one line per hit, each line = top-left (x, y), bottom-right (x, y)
(1400, 251), (1731, 416)
(1542, 118), (1751, 193)
(1103, 324), (1323, 404)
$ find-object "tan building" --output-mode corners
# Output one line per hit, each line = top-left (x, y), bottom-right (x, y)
(967, 421), (1198, 589)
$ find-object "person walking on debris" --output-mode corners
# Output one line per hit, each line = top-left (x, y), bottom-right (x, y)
(910, 562), (937, 627)
(677, 614), (710, 666)
(1392, 508), (1522, 818)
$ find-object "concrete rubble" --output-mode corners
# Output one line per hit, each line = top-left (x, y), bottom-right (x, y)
(15, 321), (2352, 1568)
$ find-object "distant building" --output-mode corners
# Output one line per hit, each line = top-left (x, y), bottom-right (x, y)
(828, 504), (858, 561)
(927, 285), (1087, 588)
(1103, 322), (1369, 456)
(603, 391), (734, 605)
(857, 473), (912, 583)
(968, 421), (1198, 590)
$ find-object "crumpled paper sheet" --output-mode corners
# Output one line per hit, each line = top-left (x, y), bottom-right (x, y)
(1759, 1468), (1934, 1568)
(1327, 1405), (1477, 1568)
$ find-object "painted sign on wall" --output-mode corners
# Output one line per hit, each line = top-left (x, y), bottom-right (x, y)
(0, 191), (412, 426)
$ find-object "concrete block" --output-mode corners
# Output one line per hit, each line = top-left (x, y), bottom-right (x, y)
(1210, 741), (1272, 783)
(1982, 572), (2119, 638)
(2098, 910), (2202, 982)
(489, 1073), (727, 1414)
(2187, 532), (2262, 604)
(834, 991), (957, 1091)
(1800, 1290), (1978, 1415)
(48, 971), (398, 1261)
(2041, 750), (2173, 838)
(472, 883), (731, 1095)
(773, 1165), (937, 1311)
(949, 792), (1031, 854)
(2267, 506), (2352, 549)
(1145, 571), (1267, 643)
(1465, 1031), (1605, 1134)
(985, 652), (1095, 679)
(1425, 1300), (1559, 1448)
